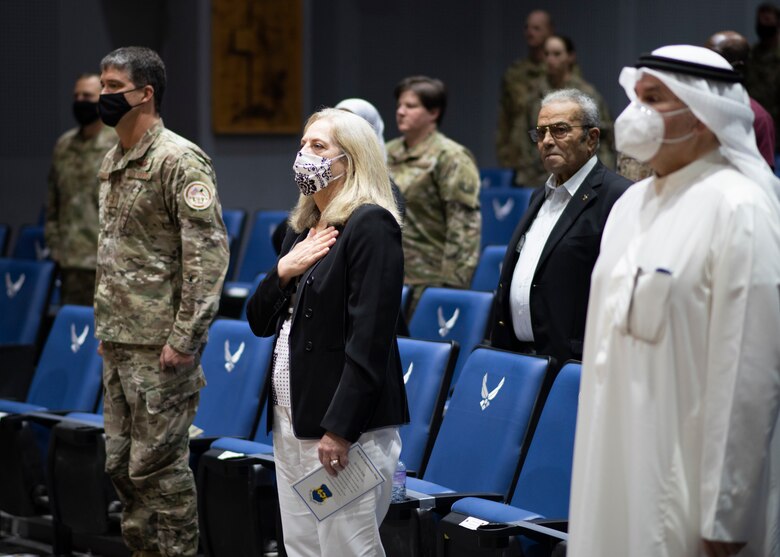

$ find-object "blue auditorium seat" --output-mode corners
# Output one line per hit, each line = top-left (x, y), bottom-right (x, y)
(0, 258), (55, 347)
(470, 245), (507, 292)
(438, 362), (582, 556)
(379, 348), (551, 556)
(480, 188), (532, 249)
(223, 210), (288, 298)
(45, 319), (275, 536)
(408, 287), (493, 387)
(222, 208), (247, 281)
(479, 168), (515, 188)
(0, 305), (103, 517)
(11, 225), (50, 261)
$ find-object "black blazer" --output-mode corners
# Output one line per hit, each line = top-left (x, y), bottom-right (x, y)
(490, 160), (631, 365)
(246, 204), (409, 442)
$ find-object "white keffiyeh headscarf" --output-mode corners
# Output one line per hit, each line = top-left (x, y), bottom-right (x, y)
(335, 98), (387, 161)
(619, 44), (780, 206)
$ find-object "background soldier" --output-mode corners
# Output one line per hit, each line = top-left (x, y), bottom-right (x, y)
(45, 73), (116, 306)
(496, 9), (554, 183)
(95, 46), (229, 557)
(387, 76), (481, 306)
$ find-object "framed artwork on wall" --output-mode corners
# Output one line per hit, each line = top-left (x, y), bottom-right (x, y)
(211, 0), (302, 134)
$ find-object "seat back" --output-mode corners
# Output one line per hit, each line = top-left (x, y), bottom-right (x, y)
(421, 348), (549, 495)
(25, 305), (103, 411)
(479, 168), (514, 188)
(408, 288), (492, 386)
(222, 209), (247, 281)
(470, 245), (507, 292)
(236, 210), (288, 282)
(11, 225), (50, 261)
(397, 338), (458, 475)
(509, 361), (581, 518)
(239, 273), (267, 320)
(479, 189), (532, 249)
(0, 258), (55, 344)
(194, 319), (275, 438)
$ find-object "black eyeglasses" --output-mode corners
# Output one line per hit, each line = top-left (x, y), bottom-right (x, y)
(528, 122), (590, 143)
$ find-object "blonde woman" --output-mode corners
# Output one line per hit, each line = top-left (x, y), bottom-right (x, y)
(246, 108), (408, 557)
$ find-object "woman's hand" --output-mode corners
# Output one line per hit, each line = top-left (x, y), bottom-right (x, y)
(277, 226), (338, 287)
(319, 431), (351, 476)
(701, 539), (746, 556)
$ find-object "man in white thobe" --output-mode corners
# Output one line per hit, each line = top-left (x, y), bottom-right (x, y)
(568, 45), (780, 557)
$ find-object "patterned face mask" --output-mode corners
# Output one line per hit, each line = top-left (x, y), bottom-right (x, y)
(292, 151), (346, 196)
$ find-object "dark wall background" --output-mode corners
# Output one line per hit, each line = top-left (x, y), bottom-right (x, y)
(0, 0), (760, 236)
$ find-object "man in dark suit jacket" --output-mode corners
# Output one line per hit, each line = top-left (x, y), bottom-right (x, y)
(491, 88), (632, 368)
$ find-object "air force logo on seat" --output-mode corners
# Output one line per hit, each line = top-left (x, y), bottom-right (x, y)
(224, 340), (245, 372)
(403, 362), (413, 384)
(480, 373), (506, 410)
(70, 324), (89, 353)
(492, 197), (515, 221)
(5, 273), (25, 298)
(437, 307), (460, 337)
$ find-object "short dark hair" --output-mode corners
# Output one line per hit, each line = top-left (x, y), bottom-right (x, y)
(547, 34), (576, 54)
(100, 46), (166, 113)
(394, 76), (447, 125)
(758, 2), (780, 17)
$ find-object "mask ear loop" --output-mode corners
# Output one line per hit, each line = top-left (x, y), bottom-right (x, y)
(658, 106), (696, 144)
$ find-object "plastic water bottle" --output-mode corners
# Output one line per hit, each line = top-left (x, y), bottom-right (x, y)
(391, 460), (406, 503)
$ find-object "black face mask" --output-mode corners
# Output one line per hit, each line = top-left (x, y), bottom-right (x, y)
(757, 23), (778, 41)
(72, 100), (100, 127)
(98, 87), (144, 127)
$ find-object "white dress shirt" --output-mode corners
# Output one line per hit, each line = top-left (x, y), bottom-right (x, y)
(509, 155), (597, 341)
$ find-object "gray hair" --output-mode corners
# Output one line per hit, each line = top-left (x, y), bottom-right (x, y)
(101, 46), (166, 113)
(541, 88), (600, 128)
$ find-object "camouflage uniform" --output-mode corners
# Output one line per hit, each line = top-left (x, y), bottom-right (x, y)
(746, 42), (780, 152)
(45, 125), (117, 305)
(616, 152), (653, 182)
(496, 58), (547, 177)
(387, 131), (481, 304)
(95, 121), (229, 557)
(514, 75), (616, 187)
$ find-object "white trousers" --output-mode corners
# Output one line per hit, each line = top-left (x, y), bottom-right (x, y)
(273, 405), (401, 557)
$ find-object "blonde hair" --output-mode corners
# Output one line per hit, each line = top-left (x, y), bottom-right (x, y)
(289, 108), (401, 232)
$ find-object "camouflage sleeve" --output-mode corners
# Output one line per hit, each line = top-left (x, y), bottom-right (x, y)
(496, 73), (516, 167)
(44, 162), (61, 263)
(435, 147), (482, 287)
(596, 94), (616, 170)
(441, 200), (481, 288)
(165, 153), (230, 354)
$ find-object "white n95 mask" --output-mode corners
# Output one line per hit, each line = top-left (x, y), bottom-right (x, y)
(614, 101), (694, 162)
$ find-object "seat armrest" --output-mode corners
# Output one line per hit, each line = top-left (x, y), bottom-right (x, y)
(387, 490), (504, 519)
(475, 518), (568, 545)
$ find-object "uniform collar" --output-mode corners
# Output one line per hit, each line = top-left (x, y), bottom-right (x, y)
(107, 120), (165, 172)
(392, 130), (439, 161)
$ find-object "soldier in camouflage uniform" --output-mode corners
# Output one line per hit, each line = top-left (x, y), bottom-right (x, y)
(616, 152), (654, 182)
(95, 47), (229, 557)
(497, 10), (554, 182)
(45, 73), (117, 306)
(514, 35), (616, 186)
(387, 76), (481, 306)
(746, 3), (780, 153)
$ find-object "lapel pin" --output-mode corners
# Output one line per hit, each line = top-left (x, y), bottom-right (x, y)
(582, 193), (589, 201)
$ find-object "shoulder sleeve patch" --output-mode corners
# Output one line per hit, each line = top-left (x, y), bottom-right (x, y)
(183, 181), (215, 211)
